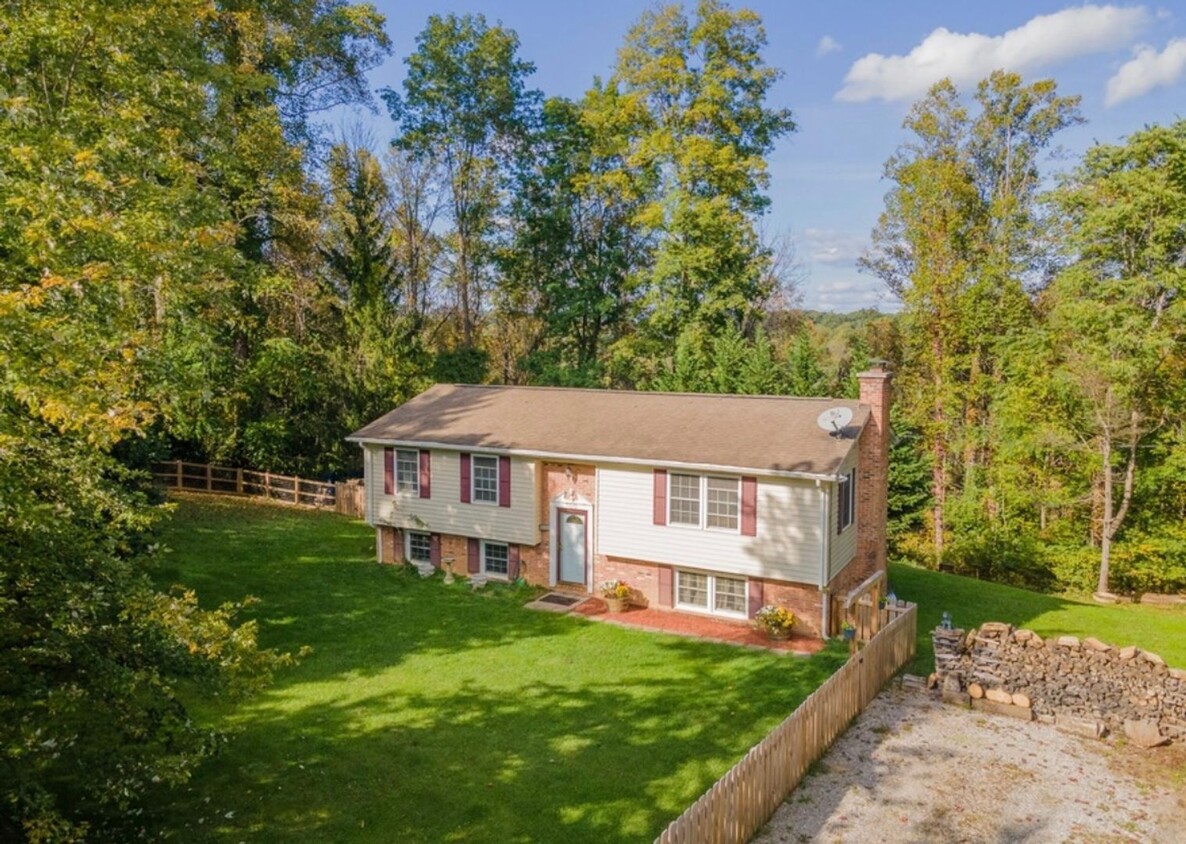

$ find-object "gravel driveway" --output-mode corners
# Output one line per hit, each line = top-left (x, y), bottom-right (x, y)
(753, 685), (1186, 843)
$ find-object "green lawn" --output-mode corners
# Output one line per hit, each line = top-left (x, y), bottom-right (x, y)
(151, 497), (848, 843)
(889, 561), (1186, 675)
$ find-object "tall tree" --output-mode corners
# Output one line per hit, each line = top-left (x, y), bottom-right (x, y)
(384, 13), (539, 350)
(588, 0), (795, 358)
(497, 96), (645, 385)
(1045, 121), (1186, 596)
(862, 74), (1080, 561)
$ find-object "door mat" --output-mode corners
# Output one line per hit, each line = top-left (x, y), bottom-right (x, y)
(525, 592), (589, 613)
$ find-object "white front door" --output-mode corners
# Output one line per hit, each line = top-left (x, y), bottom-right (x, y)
(558, 510), (587, 585)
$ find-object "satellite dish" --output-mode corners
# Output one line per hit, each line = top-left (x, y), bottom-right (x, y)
(816, 406), (854, 437)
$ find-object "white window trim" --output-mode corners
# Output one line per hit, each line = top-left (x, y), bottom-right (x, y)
(480, 540), (510, 579)
(406, 530), (432, 564)
(396, 449), (420, 495)
(674, 569), (748, 620)
(667, 473), (741, 534)
(471, 454), (500, 507)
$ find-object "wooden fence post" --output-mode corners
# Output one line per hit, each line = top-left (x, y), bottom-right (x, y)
(205, 463), (212, 492)
(175, 460), (182, 489)
(236, 467), (243, 494)
(264, 471), (271, 500)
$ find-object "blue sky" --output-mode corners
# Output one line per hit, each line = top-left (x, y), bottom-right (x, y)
(346, 2), (1186, 312)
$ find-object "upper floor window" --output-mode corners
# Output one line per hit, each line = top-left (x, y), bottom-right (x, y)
(472, 455), (499, 504)
(706, 477), (740, 531)
(669, 473), (701, 525)
(669, 474), (740, 532)
(396, 449), (420, 494)
(838, 469), (856, 532)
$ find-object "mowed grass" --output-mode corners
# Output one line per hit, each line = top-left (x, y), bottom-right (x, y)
(890, 561), (1186, 675)
(151, 497), (848, 843)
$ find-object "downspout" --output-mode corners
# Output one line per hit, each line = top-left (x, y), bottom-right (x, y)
(818, 479), (831, 638)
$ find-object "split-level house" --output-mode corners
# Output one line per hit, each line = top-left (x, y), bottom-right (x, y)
(346, 365), (892, 637)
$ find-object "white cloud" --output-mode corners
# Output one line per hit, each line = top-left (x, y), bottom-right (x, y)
(816, 35), (842, 57)
(803, 228), (867, 266)
(837, 5), (1150, 103)
(1105, 38), (1186, 105)
(808, 276), (895, 313)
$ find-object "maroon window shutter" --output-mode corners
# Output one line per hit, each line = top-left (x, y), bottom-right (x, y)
(419, 451), (431, 499)
(383, 448), (394, 495)
(429, 534), (441, 567)
(658, 565), (673, 607)
(741, 476), (758, 536)
(467, 538), (480, 573)
(507, 544), (520, 580)
(653, 469), (667, 526)
(747, 579), (763, 618)
(460, 453), (471, 504)
(498, 455), (511, 508)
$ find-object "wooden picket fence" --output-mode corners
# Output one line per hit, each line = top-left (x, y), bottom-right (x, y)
(152, 460), (366, 518)
(655, 602), (918, 844)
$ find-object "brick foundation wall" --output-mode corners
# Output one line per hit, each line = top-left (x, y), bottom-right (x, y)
(757, 579), (825, 638)
(600, 556), (826, 638)
(377, 526), (402, 564)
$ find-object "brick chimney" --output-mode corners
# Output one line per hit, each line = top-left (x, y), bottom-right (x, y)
(856, 362), (893, 580)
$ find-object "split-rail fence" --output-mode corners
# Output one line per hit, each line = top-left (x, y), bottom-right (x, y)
(152, 460), (366, 519)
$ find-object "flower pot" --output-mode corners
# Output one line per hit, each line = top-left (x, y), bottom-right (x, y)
(842, 627), (856, 641)
(604, 597), (628, 613)
(765, 628), (792, 641)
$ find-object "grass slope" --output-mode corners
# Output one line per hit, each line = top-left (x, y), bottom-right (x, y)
(890, 562), (1186, 675)
(152, 497), (847, 843)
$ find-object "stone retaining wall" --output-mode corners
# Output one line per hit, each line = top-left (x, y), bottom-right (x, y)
(932, 622), (1186, 744)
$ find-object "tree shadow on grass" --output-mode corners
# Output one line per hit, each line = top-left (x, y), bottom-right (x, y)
(158, 644), (847, 844)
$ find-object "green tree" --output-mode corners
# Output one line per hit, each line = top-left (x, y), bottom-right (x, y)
(588, 0), (795, 357)
(1045, 121), (1186, 595)
(498, 97), (645, 385)
(862, 74), (1079, 562)
(384, 13), (540, 350)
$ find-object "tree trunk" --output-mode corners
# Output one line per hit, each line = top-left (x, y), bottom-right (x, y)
(1097, 437), (1112, 595)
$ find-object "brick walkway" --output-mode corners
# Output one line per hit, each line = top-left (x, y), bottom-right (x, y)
(573, 597), (825, 655)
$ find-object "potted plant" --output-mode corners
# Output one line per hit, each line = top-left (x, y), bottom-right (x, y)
(841, 621), (857, 641)
(599, 579), (631, 613)
(753, 605), (795, 640)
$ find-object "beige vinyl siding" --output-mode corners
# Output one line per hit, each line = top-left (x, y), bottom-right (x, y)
(828, 444), (859, 579)
(596, 464), (822, 584)
(363, 445), (539, 546)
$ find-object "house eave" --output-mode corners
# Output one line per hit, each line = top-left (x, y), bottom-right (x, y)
(345, 436), (848, 482)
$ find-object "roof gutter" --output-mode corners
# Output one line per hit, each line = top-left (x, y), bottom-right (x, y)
(345, 437), (846, 482)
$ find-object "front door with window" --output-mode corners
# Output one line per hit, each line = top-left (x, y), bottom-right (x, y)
(557, 509), (587, 585)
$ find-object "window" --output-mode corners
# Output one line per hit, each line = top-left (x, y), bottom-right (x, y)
(838, 469), (856, 533)
(482, 541), (508, 577)
(407, 531), (431, 564)
(669, 473), (700, 525)
(675, 570), (747, 618)
(472, 455), (499, 504)
(676, 571), (709, 608)
(713, 575), (747, 614)
(668, 474), (740, 532)
(396, 449), (420, 494)
(706, 477), (740, 531)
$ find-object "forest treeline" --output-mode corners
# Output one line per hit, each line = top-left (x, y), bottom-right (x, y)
(1, 0), (1184, 838)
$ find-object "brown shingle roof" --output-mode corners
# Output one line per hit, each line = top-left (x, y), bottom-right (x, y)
(347, 384), (867, 477)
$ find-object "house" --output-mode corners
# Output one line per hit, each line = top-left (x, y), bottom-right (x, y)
(346, 365), (891, 637)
